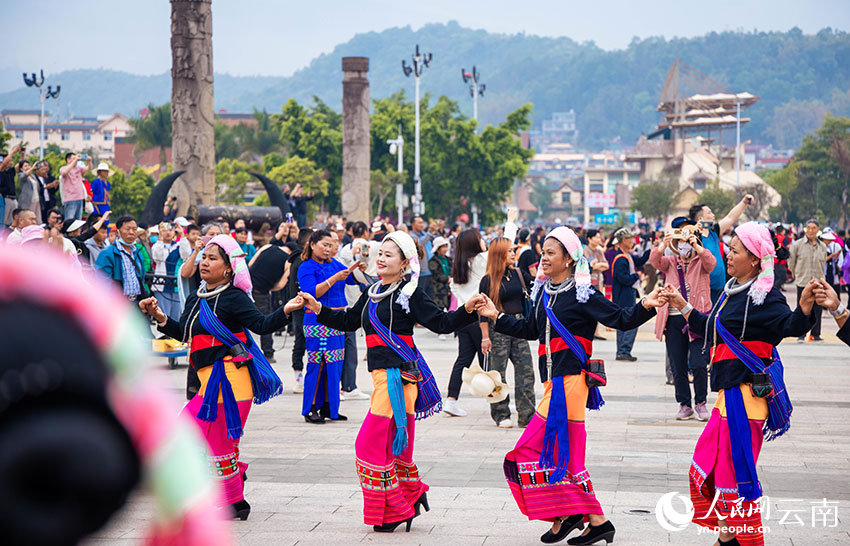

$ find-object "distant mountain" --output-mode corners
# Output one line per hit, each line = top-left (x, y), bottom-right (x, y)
(2, 22), (848, 148)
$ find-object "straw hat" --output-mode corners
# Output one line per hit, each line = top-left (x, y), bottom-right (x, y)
(462, 360), (509, 403)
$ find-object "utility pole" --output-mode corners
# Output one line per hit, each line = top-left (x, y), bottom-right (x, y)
(461, 66), (486, 226)
(22, 70), (60, 160)
(387, 124), (404, 226)
(402, 44), (432, 217)
(735, 97), (741, 188)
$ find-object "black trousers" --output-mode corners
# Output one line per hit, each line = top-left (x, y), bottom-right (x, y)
(291, 309), (305, 371)
(665, 314), (707, 407)
(447, 321), (484, 399)
(797, 285), (822, 337)
(253, 289), (275, 358)
(418, 275), (433, 299)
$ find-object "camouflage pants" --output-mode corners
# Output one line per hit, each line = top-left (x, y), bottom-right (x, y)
(488, 325), (536, 427)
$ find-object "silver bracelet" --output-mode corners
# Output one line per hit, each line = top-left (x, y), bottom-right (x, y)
(681, 303), (694, 315)
(830, 303), (847, 317)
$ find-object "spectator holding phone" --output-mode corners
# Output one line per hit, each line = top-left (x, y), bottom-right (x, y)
(59, 153), (92, 220)
(0, 145), (24, 226)
(688, 194), (753, 303)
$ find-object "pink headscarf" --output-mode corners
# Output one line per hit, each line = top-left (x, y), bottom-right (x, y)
(532, 226), (592, 303)
(734, 222), (775, 305)
(205, 234), (253, 296)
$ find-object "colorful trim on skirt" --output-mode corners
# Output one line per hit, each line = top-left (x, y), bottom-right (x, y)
(689, 387), (767, 546)
(355, 369), (427, 525)
(182, 394), (251, 505)
(503, 376), (603, 521)
(302, 319), (344, 417)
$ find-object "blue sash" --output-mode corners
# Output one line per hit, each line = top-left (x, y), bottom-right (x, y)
(537, 292), (603, 484)
(714, 294), (792, 440)
(367, 297), (442, 420)
(196, 298), (284, 439)
(723, 385), (763, 501)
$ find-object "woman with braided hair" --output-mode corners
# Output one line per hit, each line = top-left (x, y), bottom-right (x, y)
(295, 231), (486, 533)
(478, 226), (666, 545)
(660, 222), (817, 546)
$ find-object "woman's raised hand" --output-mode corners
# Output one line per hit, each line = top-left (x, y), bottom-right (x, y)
(283, 294), (305, 315)
(139, 297), (167, 323)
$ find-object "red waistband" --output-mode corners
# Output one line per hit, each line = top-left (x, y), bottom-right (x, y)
(191, 331), (248, 352)
(538, 335), (593, 358)
(366, 333), (415, 350)
(711, 340), (773, 362)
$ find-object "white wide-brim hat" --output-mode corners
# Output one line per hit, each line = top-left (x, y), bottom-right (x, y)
(462, 361), (509, 404)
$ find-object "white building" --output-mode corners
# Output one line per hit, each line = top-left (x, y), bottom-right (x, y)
(2, 109), (132, 161)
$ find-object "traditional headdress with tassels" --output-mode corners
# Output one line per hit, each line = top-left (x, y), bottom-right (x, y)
(734, 222), (775, 306)
(205, 234), (253, 297)
(383, 231), (420, 313)
(530, 226), (592, 303)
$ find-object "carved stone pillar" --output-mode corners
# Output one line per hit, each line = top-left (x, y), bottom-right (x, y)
(341, 57), (371, 223)
(170, 0), (216, 208)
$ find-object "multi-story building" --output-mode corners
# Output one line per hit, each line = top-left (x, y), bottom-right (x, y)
(1, 109), (132, 161)
(528, 110), (579, 150)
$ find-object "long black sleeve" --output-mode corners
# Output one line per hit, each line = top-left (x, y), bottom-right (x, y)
(410, 287), (478, 334)
(316, 289), (368, 332)
(585, 290), (656, 330)
(494, 292), (541, 340)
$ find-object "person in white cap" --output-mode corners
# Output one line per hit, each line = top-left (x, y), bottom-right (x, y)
(293, 231), (486, 533)
(90, 163), (112, 218)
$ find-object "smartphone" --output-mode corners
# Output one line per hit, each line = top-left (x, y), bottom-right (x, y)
(700, 221), (714, 231)
(80, 154), (88, 160)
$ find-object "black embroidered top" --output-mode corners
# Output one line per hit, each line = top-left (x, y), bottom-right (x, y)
(686, 287), (813, 391)
(316, 279), (478, 371)
(158, 286), (290, 370)
(495, 286), (655, 381)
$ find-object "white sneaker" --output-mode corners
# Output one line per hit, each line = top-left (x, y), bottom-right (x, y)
(438, 334), (447, 341)
(443, 400), (467, 417)
(498, 419), (513, 428)
(341, 388), (370, 401)
(293, 371), (304, 394)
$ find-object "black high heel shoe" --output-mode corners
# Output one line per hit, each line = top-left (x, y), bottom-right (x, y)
(320, 409), (348, 421)
(413, 491), (430, 516)
(541, 514), (584, 543)
(230, 499), (251, 521)
(373, 517), (413, 533)
(566, 520), (615, 545)
(304, 410), (325, 424)
(717, 538), (741, 546)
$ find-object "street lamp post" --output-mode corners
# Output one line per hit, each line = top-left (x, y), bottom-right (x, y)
(461, 66), (486, 124)
(22, 70), (60, 160)
(735, 97), (741, 188)
(461, 66), (486, 226)
(402, 44), (432, 217)
(387, 124), (404, 226)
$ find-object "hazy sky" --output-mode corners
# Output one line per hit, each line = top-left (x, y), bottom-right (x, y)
(5, 0), (849, 78)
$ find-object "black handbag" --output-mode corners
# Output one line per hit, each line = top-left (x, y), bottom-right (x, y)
(400, 360), (422, 385)
(585, 359), (607, 388)
(516, 270), (533, 318)
(750, 372), (774, 398)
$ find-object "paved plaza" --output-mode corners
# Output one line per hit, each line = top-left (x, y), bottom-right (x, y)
(87, 292), (850, 546)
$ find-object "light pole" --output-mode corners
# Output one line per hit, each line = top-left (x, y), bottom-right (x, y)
(22, 70), (60, 160)
(461, 66), (486, 226)
(387, 124), (404, 226)
(402, 44), (432, 217)
(461, 66), (485, 124)
(735, 97), (741, 188)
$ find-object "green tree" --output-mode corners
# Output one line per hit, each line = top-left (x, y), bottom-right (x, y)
(128, 103), (172, 175)
(215, 159), (260, 205)
(255, 156), (328, 221)
(631, 178), (678, 221)
(698, 181), (737, 218)
(370, 169), (405, 219)
(763, 164), (799, 223)
(790, 114), (850, 226)
(111, 167), (154, 219)
(529, 179), (553, 220)
(276, 97), (342, 212)
(214, 122), (241, 161)
(0, 121), (11, 155)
